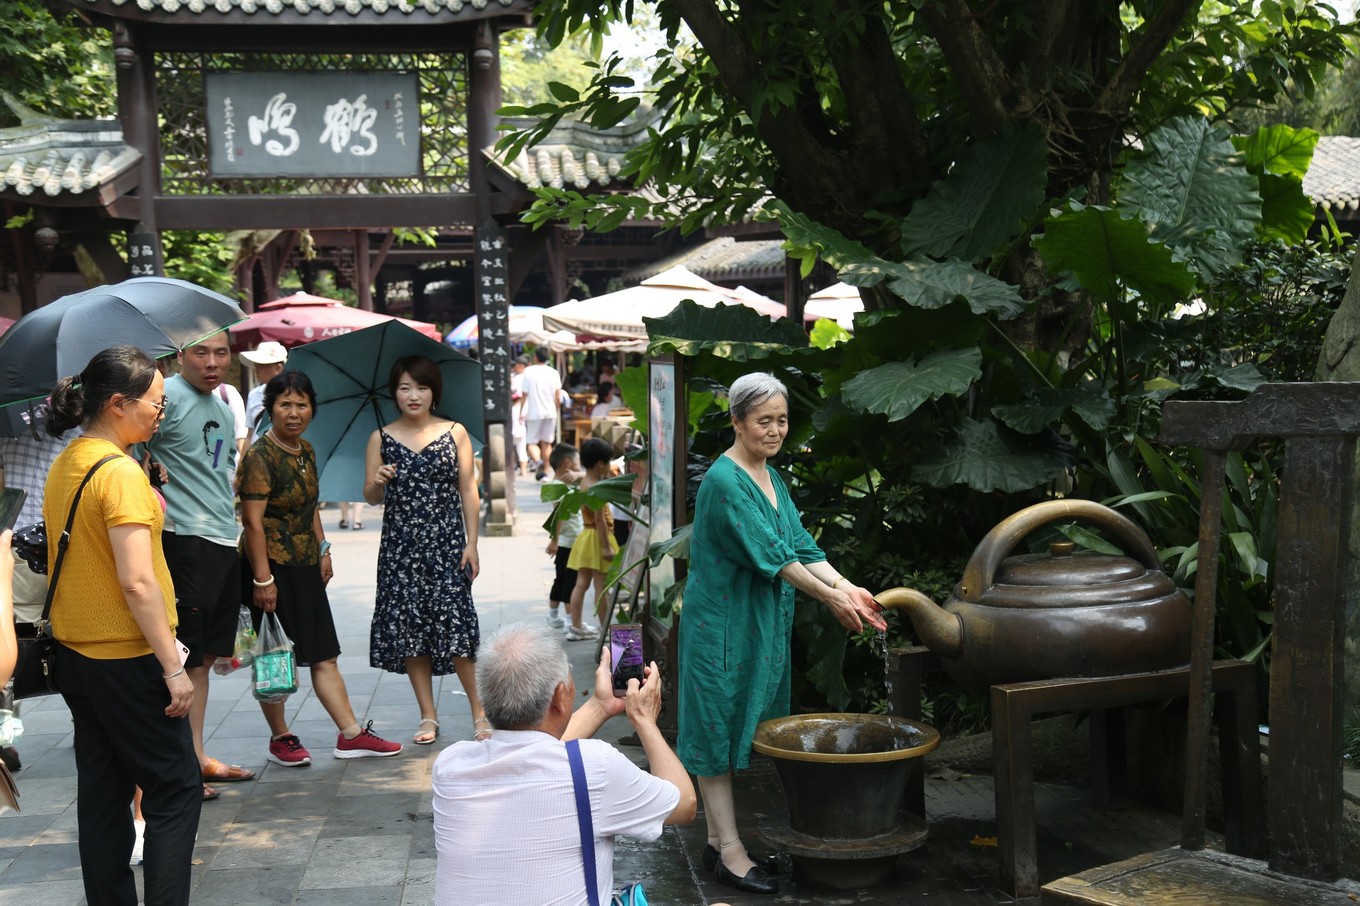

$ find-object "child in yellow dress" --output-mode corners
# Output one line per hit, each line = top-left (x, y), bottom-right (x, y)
(566, 438), (618, 636)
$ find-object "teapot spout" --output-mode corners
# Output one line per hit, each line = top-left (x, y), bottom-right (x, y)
(874, 587), (963, 659)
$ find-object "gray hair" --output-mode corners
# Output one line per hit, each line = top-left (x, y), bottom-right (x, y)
(476, 623), (572, 729)
(728, 372), (789, 422)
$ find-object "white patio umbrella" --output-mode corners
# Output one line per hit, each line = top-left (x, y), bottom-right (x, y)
(804, 282), (865, 330)
(542, 265), (745, 340)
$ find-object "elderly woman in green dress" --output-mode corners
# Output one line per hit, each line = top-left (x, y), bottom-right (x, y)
(676, 372), (886, 896)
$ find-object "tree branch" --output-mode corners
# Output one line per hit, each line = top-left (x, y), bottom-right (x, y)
(669, 0), (880, 233)
(1097, 0), (1203, 113)
(915, 0), (1016, 137)
(829, 14), (932, 187)
(1028, 0), (1076, 84)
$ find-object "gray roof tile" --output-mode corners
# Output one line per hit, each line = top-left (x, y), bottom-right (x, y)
(0, 104), (140, 199)
(1304, 135), (1360, 216)
(72, 0), (516, 17)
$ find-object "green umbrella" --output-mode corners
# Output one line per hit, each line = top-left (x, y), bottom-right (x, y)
(284, 320), (483, 502)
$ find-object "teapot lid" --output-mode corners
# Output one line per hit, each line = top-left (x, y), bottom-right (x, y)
(994, 542), (1149, 587)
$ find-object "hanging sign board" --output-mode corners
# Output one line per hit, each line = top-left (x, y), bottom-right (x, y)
(204, 72), (420, 178)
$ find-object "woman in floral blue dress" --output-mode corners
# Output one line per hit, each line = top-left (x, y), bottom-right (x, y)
(363, 355), (485, 745)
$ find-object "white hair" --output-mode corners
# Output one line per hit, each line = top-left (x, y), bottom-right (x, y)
(728, 372), (789, 422)
(476, 623), (572, 729)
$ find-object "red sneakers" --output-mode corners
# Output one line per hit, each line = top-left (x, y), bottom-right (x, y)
(333, 721), (402, 759)
(267, 734), (312, 767)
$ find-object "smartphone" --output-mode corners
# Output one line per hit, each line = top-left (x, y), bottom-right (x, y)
(610, 623), (646, 697)
(0, 487), (27, 532)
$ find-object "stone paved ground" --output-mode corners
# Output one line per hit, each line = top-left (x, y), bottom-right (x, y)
(0, 472), (1196, 904)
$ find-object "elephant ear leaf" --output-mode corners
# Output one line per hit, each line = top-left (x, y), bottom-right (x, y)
(913, 418), (1074, 493)
(899, 122), (1049, 262)
(1118, 115), (1261, 279)
(993, 386), (1116, 434)
(840, 348), (982, 422)
(645, 298), (809, 361)
(1033, 204), (1195, 312)
(839, 257), (1026, 320)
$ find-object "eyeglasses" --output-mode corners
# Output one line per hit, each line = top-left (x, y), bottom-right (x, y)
(129, 397), (169, 415)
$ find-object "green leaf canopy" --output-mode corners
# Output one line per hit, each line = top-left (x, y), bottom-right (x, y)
(840, 348), (983, 422)
(644, 298), (810, 361)
(1118, 115), (1262, 278)
(993, 386), (1116, 434)
(1033, 204), (1196, 311)
(1233, 125), (1319, 244)
(898, 123), (1050, 262)
(912, 418), (1073, 493)
(839, 257), (1027, 319)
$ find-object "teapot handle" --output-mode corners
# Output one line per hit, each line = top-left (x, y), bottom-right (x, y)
(957, 499), (1162, 602)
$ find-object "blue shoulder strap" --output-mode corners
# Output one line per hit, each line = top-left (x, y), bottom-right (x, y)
(566, 739), (601, 906)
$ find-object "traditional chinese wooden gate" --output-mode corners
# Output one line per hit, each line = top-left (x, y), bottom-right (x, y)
(63, 0), (535, 529)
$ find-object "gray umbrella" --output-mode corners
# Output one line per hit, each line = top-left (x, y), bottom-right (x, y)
(0, 276), (246, 408)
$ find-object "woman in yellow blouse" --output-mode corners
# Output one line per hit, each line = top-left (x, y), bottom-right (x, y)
(44, 345), (199, 906)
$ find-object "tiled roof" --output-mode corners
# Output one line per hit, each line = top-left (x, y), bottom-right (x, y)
(489, 117), (652, 190)
(0, 98), (140, 201)
(1304, 135), (1360, 218)
(622, 237), (786, 285)
(71, 0), (519, 18)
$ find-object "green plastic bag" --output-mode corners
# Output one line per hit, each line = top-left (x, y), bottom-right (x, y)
(251, 611), (297, 703)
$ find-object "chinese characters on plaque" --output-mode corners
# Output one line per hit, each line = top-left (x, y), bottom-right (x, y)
(126, 229), (161, 277)
(204, 72), (420, 178)
(475, 221), (511, 423)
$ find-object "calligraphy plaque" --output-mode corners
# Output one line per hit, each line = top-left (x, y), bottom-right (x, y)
(205, 72), (420, 178)
(475, 220), (511, 423)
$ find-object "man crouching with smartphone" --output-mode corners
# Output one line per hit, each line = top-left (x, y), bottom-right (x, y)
(430, 623), (697, 905)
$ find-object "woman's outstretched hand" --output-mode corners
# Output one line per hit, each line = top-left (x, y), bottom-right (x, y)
(824, 583), (887, 633)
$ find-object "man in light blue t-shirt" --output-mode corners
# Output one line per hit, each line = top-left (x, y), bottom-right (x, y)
(145, 333), (256, 797)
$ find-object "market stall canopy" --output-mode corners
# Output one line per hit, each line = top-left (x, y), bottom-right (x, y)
(542, 265), (753, 340)
(804, 282), (865, 330)
(445, 305), (567, 350)
(229, 292), (441, 350)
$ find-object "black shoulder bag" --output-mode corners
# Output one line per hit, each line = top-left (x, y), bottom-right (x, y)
(12, 454), (120, 700)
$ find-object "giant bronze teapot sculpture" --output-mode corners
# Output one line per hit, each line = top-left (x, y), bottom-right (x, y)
(875, 500), (1191, 692)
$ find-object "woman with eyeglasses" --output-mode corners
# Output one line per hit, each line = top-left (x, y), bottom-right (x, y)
(43, 345), (200, 906)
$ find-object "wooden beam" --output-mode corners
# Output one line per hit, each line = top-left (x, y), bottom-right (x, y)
(152, 193), (487, 230)
(270, 230), (298, 287)
(72, 232), (130, 283)
(354, 229), (373, 311)
(370, 230), (397, 277)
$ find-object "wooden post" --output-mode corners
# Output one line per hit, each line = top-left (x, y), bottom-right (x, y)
(1159, 383), (1360, 881)
(354, 229), (373, 311)
(114, 22), (164, 275)
(467, 21), (501, 225)
(1267, 435), (1352, 879)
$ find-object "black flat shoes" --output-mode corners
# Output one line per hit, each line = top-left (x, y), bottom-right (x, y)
(700, 844), (782, 876)
(709, 850), (780, 895)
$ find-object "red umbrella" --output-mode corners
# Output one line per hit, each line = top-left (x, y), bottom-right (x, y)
(229, 292), (441, 350)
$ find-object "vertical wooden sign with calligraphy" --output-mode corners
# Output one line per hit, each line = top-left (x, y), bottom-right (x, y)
(126, 224), (163, 277)
(475, 219), (515, 531)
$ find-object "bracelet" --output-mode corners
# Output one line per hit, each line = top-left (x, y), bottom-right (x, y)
(832, 576), (847, 590)
(252, 575), (276, 587)
(163, 667), (185, 679)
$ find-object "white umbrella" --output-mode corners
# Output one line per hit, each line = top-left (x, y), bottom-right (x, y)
(542, 265), (744, 340)
(804, 282), (864, 330)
